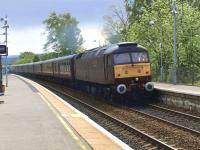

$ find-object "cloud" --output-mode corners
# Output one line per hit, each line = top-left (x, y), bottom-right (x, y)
(0, 0), (123, 54)
(80, 25), (105, 49)
(7, 25), (106, 55)
(8, 26), (46, 55)
(0, 0), (123, 28)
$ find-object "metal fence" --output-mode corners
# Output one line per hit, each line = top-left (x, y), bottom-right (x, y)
(152, 66), (200, 86)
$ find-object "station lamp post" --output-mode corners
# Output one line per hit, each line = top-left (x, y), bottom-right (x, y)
(149, 20), (163, 82)
(172, 0), (177, 85)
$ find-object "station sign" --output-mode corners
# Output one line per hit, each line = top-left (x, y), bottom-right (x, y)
(0, 45), (8, 56)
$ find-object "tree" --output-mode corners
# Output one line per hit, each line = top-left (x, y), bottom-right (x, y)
(103, 6), (129, 43)
(124, 0), (200, 84)
(124, 0), (153, 24)
(187, 0), (200, 9)
(13, 52), (40, 64)
(43, 12), (83, 55)
(33, 55), (40, 62)
(40, 52), (57, 61)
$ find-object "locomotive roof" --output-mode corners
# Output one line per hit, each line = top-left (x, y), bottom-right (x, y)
(104, 42), (147, 54)
(76, 42), (147, 59)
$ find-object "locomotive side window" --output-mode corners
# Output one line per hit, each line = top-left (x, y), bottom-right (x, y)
(131, 52), (148, 63)
(114, 53), (131, 65)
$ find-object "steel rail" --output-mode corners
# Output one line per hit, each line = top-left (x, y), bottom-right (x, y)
(149, 104), (200, 120)
(40, 82), (176, 150)
(127, 106), (200, 137)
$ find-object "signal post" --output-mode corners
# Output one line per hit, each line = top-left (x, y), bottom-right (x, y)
(0, 44), (8, 96)
(0, 16), (9, 96)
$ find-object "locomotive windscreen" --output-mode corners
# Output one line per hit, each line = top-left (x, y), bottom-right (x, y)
(131, 52), (148, 63)
(114, 52), (149, 65)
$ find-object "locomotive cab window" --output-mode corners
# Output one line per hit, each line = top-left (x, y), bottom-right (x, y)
(131, 52), (148, 63)
(114, 52), (149, 65)
(114, 53), (131, 65)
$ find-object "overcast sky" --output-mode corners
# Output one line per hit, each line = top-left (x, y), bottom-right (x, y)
(0, 0), (123, 55)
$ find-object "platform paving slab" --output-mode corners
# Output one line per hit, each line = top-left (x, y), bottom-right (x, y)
(18, 75), (128, 150)
(0, 75), (89, 150)
(154, 82), (200, 96)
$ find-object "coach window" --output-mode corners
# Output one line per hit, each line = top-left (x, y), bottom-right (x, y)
(63, 62), (65, 72)
(66, 62), (68, 71)
(67, 62), (70, 71)
(55, 63), (57, 72)
(67, 61), (69, 71)
(62, 62), (65, 72)
(56, 63), (58, 72)
(59, 62), (62, 72)
(65, 62), (67, 72)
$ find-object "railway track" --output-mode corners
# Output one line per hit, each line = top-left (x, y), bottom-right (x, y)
(32, 78), (200, 150)
(128, 104), (200, 136)
(38, 81), (175, 150)
(149, 104), (200, 131)
(64, 94), (175, 150)
(149, 104), (200, 120)
(153, 104), (200, 118)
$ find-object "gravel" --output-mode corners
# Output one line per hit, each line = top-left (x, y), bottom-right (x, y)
(137, 106), (200, 132)
(37, 79), (200, 150)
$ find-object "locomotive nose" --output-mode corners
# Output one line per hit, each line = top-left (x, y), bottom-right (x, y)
(145, 82), (154, 92)
(117, 84), (127, 94)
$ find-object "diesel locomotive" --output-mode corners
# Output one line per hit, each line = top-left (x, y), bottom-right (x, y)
(11, 42), (154, 95)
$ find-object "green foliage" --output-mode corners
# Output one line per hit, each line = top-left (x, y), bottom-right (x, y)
(13, 52), (40, 64)
(187, 0), (200, 9)
(43, 12), (83, 56)
(39, 47), (86, 61)
(123, 0), (200, 85)
(40, 52), (57, 61)
(74, 47), (86, 54)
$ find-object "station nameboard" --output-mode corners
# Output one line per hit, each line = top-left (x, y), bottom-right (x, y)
(0, 45), (8, 55)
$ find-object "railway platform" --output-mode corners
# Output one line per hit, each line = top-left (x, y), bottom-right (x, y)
(154, 82), (200, 96)
(153, 82), (200, 113)
(0, 75), (130, 150)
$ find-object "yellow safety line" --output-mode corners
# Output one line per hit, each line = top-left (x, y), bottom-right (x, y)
(38, 93), (89, 150)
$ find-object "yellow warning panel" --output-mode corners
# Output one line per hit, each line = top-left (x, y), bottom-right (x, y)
(114, 63), (151, 79)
